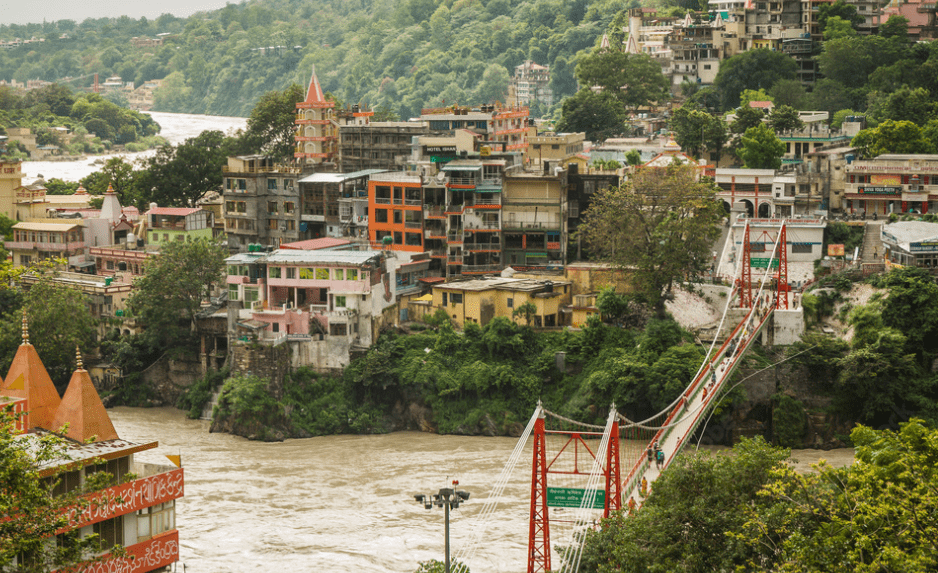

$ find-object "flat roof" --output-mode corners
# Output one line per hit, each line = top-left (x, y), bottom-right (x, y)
(299, 169), (388, 184)
(434, 277), (571, 293)
(279, 237), (352, 250)
(883, 221), (938, 246)
(12, 221), (82, 231)
(262, 249), (384, 266)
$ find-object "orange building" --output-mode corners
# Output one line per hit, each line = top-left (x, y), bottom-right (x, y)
(1, 318), (183, 573)
(368, 172), (426, 252)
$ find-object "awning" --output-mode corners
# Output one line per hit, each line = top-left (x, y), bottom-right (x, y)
(413, 294), (433, 302)
(73, 261), (96, 268)
(442, 164), (482, 172)
(237, 320), (268, 330)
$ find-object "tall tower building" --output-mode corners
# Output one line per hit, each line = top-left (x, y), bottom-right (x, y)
(294, 66), (337, 166)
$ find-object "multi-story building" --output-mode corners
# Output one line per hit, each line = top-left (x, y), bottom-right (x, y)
(5, 221), (85, 267)
(421, 104), (530, 153)
(338, 119), (428, 172)
(20, 270), (139, 336)
(0, 157), (24, 218)
(299, 169), (386, 240)
(225, 248), (397, 368)
(508, 60), (553, 108)
(368, 172), (426, 253)
(430, 277), (572, 328)
(1, 332), (183, 573)
(145, 207), (213, 246)
(223, 155), (303, 251)
(294, 66), (337, 166)
(668, 17), (744, 88)
(526, 131), (586, 168)
(844, 154), (938, 216)
(502, 166), (568, 270)
(881, 220), (938, 267)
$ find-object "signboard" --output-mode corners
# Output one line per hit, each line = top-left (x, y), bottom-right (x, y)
(871, 174), (901, 186)
(910, 241), (938, 252)
(546, 487), (606, 509)
(828, 244), (845, 256)
(857, 186), (901, 195)
(751, 257), (780, 269)
(426, 146), (456, 153)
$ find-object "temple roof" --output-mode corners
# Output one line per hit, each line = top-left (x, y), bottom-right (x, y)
(298, 65), (334, 109)
(3, 335), (61, 431)
(50, 359), (118, 443)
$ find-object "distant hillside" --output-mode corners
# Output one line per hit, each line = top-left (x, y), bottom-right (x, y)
(0, 0), (629, 118)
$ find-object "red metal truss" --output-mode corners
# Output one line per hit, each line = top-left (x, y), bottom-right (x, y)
(528, 416), (551, 573)
(776, 222), (789, 309)
(739, 222), (753, 308)
(604, 422), (622, 518)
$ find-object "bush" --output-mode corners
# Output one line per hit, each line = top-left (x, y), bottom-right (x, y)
(177, 366), (229, 419)
(772, 393), (807, 448)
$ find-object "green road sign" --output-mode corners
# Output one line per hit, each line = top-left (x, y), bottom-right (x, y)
(546, 487), (606, 509)
(750, 257), (779, 269)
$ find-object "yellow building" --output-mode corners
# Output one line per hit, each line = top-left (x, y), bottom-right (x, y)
(525, 131), (585, 169)
(0, 159), (24, 219)
(5, 221), (85, 267)
(431, 277), (572, 328)
(569, 292), (600, 328)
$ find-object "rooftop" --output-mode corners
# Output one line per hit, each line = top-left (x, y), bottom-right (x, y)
(279, 237), (352, 251)
(883, 221), (938, 246)
(261, 249), (385, 266)
(298, 169), (389, 184)
(147, 207), (201, 216)
(435, 277), (571, 293)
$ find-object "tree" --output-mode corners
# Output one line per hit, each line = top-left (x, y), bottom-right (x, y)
(738, 420), (938, 571)
(625, 149), (642, 166)
(817, 0), (863, 33)
(806, 79), (853, 118)
(476, 64), (510, 104)
(738, 124), (786, 169)
(0, 274), (97, 391)
(867, 85), (938, 126)
(712, 50), (797, 111)
(236, 83), (305, 162)
(511, 301), (537, 326)
(729, 106), (766, 135)
(822, 15), (857, 40)
(79, 157), (141, 207)
(577, 163), (724, 313)
(768, 79), (807, 109)
(575, 50), (670, 110)
(880, 14), (910, 40)
(556, 89), (628, 142)
(0, 408), (120, 573)
(127, 239), (227, 348)
(669, 105), (728, 161)
(767, 105), (804, 133)
(739, 88), (773, 108)
(851, 120), (935, 157)
(578, 437), (790, 573)
(137, 130), (236, 209)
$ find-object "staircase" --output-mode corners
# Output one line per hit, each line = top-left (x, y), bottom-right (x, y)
(861, 221), (884, 263)
(200, 385), (224, 421)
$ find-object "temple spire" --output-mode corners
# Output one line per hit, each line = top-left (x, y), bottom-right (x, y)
(21, 309), (29, 345)
(76, 346), (84, 370)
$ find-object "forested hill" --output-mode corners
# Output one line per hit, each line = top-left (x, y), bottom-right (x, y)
(0, 0), (627, 119)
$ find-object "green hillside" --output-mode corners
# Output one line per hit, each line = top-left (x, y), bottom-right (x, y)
(0, 0), (628, 118)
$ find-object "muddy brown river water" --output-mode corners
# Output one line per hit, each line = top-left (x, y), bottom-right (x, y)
(108, 407), (854, 573)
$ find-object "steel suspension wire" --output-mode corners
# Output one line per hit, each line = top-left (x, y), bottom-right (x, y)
(562, 407), (617, 573)
(454, 404), (543, 566)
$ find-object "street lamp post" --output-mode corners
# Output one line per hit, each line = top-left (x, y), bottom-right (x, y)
(414, 481), (470, 573)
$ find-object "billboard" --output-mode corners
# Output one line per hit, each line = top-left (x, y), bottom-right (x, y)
(828, 244), (845, 256)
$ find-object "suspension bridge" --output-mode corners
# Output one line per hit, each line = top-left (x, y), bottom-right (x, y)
(451, 220), (795, 573)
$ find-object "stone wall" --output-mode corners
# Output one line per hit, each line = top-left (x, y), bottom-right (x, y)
(230, 342), (292, 393)
(139, 354), (203, 406)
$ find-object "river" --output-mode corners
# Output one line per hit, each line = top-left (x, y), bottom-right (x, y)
(108, 406), (854, 573)
(22, 111), (248, 183)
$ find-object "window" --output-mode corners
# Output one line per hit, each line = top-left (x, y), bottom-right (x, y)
(137, 501), (174, 542)
(330, 323), (347, 336)
(285, 220), (296, 231)
(267, 178), (278, 190)
(335, 295), (346, 308)
(333, 268), (344, 280)
(106, 260), (115, 270)
(244, 288), (259, 303)
(268, 201), (278, 215)
(284, 202), (295, 214)
(442, 292), (448, 306)
(791, 243), (812, 253)
(451, 293), (463, 304)
(394, 231), (402, 244)
(229, 285), (239, 300)
(269, 267), (281, 279)
(94, 516), (124, 550)
(268, 219), (278, 230)
(393, 210), (403, 224)
(163, 234), (169, 242)
(347, 269), (358, 280)
(375, 209), (388, 223)
(272, 322), (279, 333)
(286, 267), (296, 279)
(300, 268), (315, 279)
(316, 268), (330, 280)
(405, 232), (422, 246)
(507, 297), (514, 308)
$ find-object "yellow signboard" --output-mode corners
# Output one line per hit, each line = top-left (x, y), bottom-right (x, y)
(828, 244), (845, 256)
(871, 174), (901, 186)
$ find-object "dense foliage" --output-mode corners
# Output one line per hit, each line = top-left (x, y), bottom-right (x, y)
(191, 314), (710, 437)
(579, 420), (938, 573)
(0, 0), (622, 119)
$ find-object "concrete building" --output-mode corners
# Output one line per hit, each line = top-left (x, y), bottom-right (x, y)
(0, 334), (183, 573)
(844, 154), (938, 216)
(508, 60), (553, 108)
(145, 206), (213, 246)
(338, 121), (428, 172)
(881, 220), (938, 268)
(525, 131), (585, 168)
(5, 221), (85, 267)
(502, 165), (568, 270)
(299, 169), (386, 240)
(421, 104), (530, 153)
(430, 277), (572, 328)
(223, 155), (303, 251)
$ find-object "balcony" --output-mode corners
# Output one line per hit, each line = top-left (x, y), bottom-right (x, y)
(448, 176), (477, 186)
(71, 467), (184, 528)
(447, 256), (463, 265)
(425, 229), (447, 239)
(466, 242), (501, 252)
(5, 240), (85, 252)
(462, 264), (501, 273)
(424, 206), (446, 218)
(405, 220), (423, 229)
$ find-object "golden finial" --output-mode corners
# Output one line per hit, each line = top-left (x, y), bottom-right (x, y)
(21, 309), (29, 345)
(76, 346), (84, 370)
(106, 183), (115, 194)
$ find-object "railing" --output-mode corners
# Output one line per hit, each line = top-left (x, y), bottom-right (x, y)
(466, 242), (501, 251)
(445, 204), (465, 213)
(425, 206), (446, 218)
(404, 198), (422, 206)
(405, 220), (423, 229)
(425, 229), (447, 239)
(446, 233), (464, 243)
(448, 177), (477, 186)
(474, 196), (501, 206)
(223, 164), (301, 174)
(466, 221), (500, 230)
(374, 197), (391, 205)
(5, 240), (85, 251)
(448, 256), (463, 264)
(461, 264), (501, 273)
